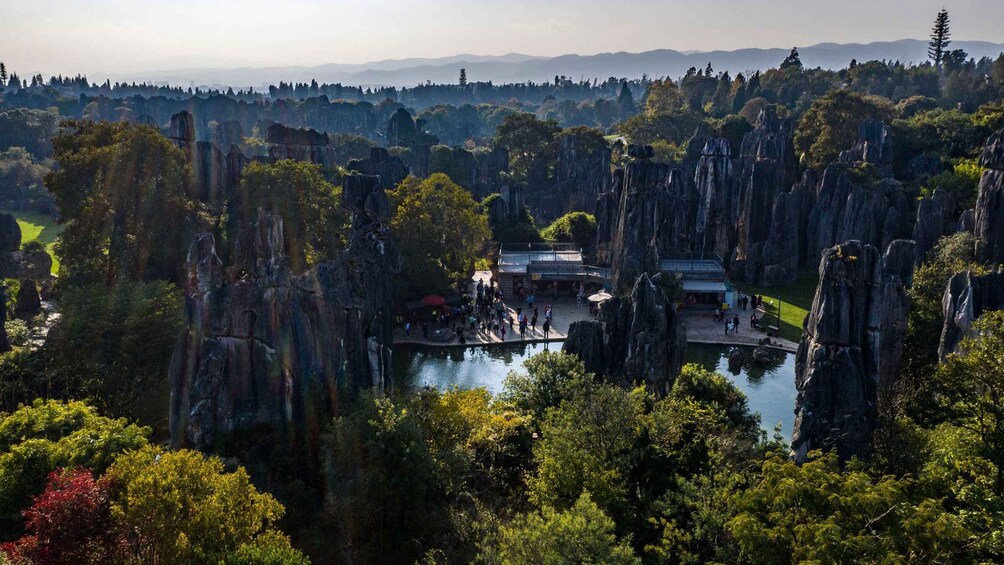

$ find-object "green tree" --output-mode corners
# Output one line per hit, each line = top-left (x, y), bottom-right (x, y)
(325, 393), (448, 564)
(389, 173), (490, 295)
(729, 451), (969, 564)
(46, 121), (208, 286)
(541, 212), (597, 250)
(779, 47), (803, 71)
(929, 9), (952, 70)
(794, 90), (893, 169)
(104, 446), (298, 564)
(490, 492), (640, 565)
(47, 280), (183, 426)
(934, 312), (1004, 495)
(492, 113), (560, 182)
(230, 159), (347, 272)
(0, 400), (149, 533)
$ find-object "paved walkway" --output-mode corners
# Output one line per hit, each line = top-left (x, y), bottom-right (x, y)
(395, 272), (799, 353)
(679, 309), (799, 352)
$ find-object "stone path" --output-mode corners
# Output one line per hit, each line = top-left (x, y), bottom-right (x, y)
(395, 271), (800, 353)
(679, 309), (799, 352)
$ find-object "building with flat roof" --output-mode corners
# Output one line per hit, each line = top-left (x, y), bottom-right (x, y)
(495, 243), (609, 297)
(493, 245), (732, 307)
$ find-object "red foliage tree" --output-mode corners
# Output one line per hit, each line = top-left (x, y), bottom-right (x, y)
(1, 468), (117, 565)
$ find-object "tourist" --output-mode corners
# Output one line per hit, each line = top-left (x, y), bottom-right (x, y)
(751, 313), (757, 329)
(422, 321), (429, 339)
(531, 312), (538, 332)
(528, 292), (535, 309)
(733, 315), (740, 334)
(405, 322), (411, 337)
(542, 319), (550, 339)
(500, 324), (507, 341)
(545, 305), (552, 323)
(725, 320), (731, 335)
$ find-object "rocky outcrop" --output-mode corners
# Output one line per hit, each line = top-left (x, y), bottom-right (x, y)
(938, 269), (1004, 360)
(693, 138), (738, 257)
(838, 119), (893, 169)
(168, 111), (196, 143)
(610, 151), (697, 290)
(912, 189), (956, 263)
(0, 213), (21, 253)
(806, 122), (911, 266)
(732, 106), (799, 283)
(266, 123), (335, 168)
(974, 128), (1004, 265)
(758, 170), (816, 286)
(958, 208), (976, 233)
(791, 239), (916, 463)
(564, 272), (687, 397)
(14, 278), (41, 320)
(592, 169), (624, 266)
(347, 147), (409, 190)
(169, 174), (401, 466)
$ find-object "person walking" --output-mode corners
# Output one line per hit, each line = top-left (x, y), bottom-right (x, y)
(733, 315), (740, 334)
(528, 292), (535, 310)
(405, 321), (411, 337)
(500, 323), (507, 341)
(542, 319), (550, 339)
(531, 312), (538, 332)
(725, 319), (731, 335)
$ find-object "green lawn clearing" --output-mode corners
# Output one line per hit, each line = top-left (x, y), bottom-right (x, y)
(1, 209), (62, 274)
(733, 270), (819, 343)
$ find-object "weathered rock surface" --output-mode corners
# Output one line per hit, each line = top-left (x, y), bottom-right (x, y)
(838, 119), (894, 169)
(806, 122), (911, 265)
(912, 189), (956, 263)
(564, 272), (687, 397)
(0, 213), (22, 253)
(758, 170), (816, 286)
(974, 128), (1004, 264)
(957, 208), (976, 233)
(732, 106), (799, 283)
(693, 138), (738, 257)
(791, 239), (916, 463)
(347, 147), (409, 190)
(168, 111), (196, 143)
(14, 278), (41, 320)
(938, 269), (1004, 360)
(610, 153), (696, 290)
(266, 123), (335, 168)
(169, 174), (401, 467)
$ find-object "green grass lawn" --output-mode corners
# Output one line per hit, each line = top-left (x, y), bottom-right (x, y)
(733, 270), (820, 343)
(1, 209), (62, 274)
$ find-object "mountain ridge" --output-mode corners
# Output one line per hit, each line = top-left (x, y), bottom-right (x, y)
(100, 39), (1004, 90)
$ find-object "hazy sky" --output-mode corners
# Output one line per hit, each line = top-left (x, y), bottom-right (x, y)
(3, 0), (1004, 76)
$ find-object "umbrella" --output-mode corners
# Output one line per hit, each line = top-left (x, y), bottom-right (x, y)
(421, 294), (446, 307)
(587, 291), (612, 304)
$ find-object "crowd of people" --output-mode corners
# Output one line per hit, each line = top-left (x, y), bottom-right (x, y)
(713, 292), (769, 336)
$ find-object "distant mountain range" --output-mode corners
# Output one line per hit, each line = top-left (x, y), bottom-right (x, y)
(104, 39), (1004, 90)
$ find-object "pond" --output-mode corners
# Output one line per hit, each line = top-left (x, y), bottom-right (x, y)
(393, 342), (796, 437)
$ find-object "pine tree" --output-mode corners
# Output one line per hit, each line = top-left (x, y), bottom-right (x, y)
(459, 68), (467, 86)
(780, 47), (803, 70)
(929, 9), (951, 69)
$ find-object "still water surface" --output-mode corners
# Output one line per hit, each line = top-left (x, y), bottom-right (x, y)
(393, 342), (796, 436)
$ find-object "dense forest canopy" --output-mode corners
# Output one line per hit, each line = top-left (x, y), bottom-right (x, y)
(0, 8), (1003, 562)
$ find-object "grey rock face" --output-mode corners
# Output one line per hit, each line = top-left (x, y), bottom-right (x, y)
(759, 170), (816, 286)
(168, 111), (196, 142)
(974, 128), (1004, 265)
(14, 278), (41, 320)
(611, 157), (697, 290)
(791, 239), (916, 463)
(912, 189), (956, 263)
(838, 119), (894, 169)
(347, 147), (409, 190)
(524, 134), (611, 225)
(938, 269), (1004, 361)
(564, 272), (687, 397)
(693, 138), (738, 257)
(733, 106), (799, 283)
(0, 214), (21, 254)
(169, 175), (401, 466)
(957, 208), (976, 233)
(806, 123), (911, 265)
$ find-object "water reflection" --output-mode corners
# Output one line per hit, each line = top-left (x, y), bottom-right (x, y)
(393, 342), (795, 436)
